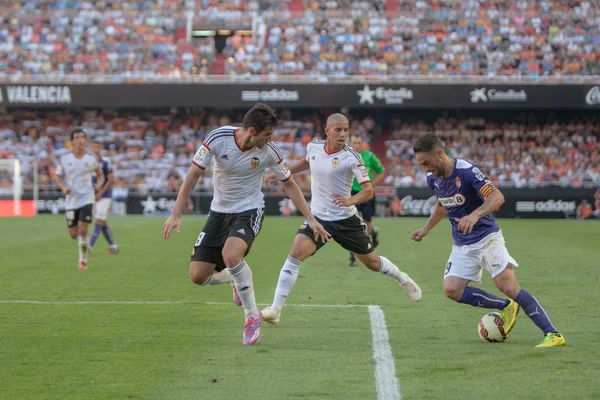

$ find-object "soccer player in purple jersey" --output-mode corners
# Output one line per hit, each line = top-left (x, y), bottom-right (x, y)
(89, 141), (119, 255)
(410, 133), (565, 348)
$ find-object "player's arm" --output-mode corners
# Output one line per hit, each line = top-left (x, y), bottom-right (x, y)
(410, 201), (448, 242)
(162, 164), (203, 239)
(52, 162), (70, 195)
(288, 157), (310, 174)
(96, 161), (114, 198)
(163, 143), (213, 239)
(282, 177), (330, 243)
(370, 153), (386, 187)
(93, 168), (105, 192)
(334, 180), (373, 207)
(456, 168), (503, 234)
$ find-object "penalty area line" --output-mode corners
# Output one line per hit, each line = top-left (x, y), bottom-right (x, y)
(368, 305), (402, 400)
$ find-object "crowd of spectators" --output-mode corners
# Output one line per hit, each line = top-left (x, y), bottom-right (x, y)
(384, 114), (600, 188)
(0, 0), (598, 79)
(227, 0), (600, 77)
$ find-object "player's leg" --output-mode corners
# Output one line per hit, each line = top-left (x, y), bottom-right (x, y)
(89, 200), (103, 252)
(263, 221), (324, 326)
(77, 222), (90, 270)
(190, 217), (240, 306)
(443, 243), (511, 311)
(363, 197), (379, 248)
(223, 208), (266, 345)
(354, 251), (422, 302)
(485, 232), (565, 347)
(332, 215), (421, 301)
(99, 199), (118, 254)
(66, 209), (78, 240)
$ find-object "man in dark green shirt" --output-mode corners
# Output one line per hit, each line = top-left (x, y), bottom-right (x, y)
(348, 134), (385, 267)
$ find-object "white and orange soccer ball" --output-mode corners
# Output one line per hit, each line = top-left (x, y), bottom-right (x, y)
(478, 312), (508, 343)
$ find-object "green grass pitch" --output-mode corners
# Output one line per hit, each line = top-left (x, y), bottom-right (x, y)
(0, 215), (598, 399)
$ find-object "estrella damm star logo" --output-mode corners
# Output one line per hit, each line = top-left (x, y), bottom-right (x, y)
(332, 157), (340, 167)
(251, 157), (260, 168)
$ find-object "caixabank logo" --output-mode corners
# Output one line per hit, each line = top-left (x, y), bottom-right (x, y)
(470, 87), (527, 103)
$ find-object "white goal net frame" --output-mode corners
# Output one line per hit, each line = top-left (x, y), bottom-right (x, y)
(0, 158), (38, 217)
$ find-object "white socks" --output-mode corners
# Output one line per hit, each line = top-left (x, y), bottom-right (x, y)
(204, 268), (233, 285)
(77, 235), (89, 262)
(379, 256), (408, 284)
(272, 256), (302, 310)
(229, 260), (259, 319)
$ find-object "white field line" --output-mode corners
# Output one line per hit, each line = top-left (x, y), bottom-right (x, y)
(2, 300), (401, 399)
(368, 305), (402, 400)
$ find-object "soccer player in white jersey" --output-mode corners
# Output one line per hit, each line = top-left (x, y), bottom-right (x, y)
(410, 133), (565, 347)
(261, 114), (422, 326)
(53, 129), (105, 271)
(162, 104), (329, 345)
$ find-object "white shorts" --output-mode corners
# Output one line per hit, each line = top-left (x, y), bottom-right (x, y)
(94, 198), (112, 221)
(444, 230), (518, 284)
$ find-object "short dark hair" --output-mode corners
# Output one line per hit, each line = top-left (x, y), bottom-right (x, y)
(91, 140), (103, 146)
(350, 133), (363, 140)
(413, 133), (444, 153)
(70, 128), (86, 141)
(243, 103), (280, 133)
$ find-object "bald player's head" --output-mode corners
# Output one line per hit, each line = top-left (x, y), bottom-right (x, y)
(324, 113), (349, 150)
(326, 113), (348, 127)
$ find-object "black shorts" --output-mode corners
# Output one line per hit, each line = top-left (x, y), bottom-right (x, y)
(298, 214), (374, 255)
(351, 190), (376, 222)
(65, 204), (93, 228)
(190, 208), (264, 271)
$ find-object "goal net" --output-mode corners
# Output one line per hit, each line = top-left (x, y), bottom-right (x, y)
(0, 159), (37, 217)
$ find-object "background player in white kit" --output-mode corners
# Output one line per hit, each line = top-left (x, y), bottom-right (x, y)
(261, 114), (421, 326)
(53, 129), (104, 271)
(162, 104), (329, 345)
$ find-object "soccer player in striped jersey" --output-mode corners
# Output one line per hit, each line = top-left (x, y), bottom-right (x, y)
(261, 113), (421, 326)
(410, 133), (565, 347)
(162, 104), (329, 345)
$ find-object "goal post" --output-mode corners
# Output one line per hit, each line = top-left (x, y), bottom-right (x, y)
(0, 159), (37, 217)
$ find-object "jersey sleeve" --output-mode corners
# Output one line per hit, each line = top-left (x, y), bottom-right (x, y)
(370, 152), (385, 174)
(91, 156), (99, 171)
(465, 165), (498, 200)
(351, 155), (370, 185)
(191, 142), (214, 170)
(267, 142), (292, 182)
(55, 157), (63, 176)
(104, 158), (113, 174)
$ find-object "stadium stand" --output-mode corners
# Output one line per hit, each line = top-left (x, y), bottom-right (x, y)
(0, 1), (597, 79)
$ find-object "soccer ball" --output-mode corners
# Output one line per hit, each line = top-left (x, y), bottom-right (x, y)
(478, 312), (508, 343)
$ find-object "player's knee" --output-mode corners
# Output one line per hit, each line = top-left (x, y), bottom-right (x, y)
(77, 226), (87, 236)
(189, 269), (210, 286)
(495, 280), (520, 299)
(363, 255), (380, 271)
(443, 284), (463, 302)
(222, 251), (243, 269)
(68, 231), (77, 239)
